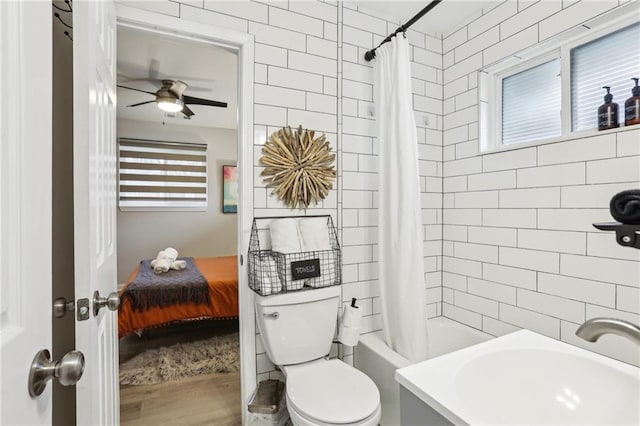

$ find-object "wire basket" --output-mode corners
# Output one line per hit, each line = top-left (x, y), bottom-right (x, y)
(248, 215), (341, 296)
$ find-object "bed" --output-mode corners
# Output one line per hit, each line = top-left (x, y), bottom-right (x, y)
(118, 256), (239, 337)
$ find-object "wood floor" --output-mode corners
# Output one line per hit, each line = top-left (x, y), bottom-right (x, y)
(120, 372), (241, 426)
(119, 320), (241, 426)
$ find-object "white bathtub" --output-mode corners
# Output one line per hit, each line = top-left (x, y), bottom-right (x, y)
(354, 317), (493, 426)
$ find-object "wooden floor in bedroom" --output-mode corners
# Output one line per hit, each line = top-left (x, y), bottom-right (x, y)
(120, 371), (241, 426)
(119, 319), (241, 426)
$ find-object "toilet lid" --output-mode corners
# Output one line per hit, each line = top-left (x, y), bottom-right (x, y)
(286, 360), (380, 424)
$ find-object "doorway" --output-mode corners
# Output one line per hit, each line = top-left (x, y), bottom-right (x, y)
(114, 6), (255, 425)
(115, 25), (241, 425)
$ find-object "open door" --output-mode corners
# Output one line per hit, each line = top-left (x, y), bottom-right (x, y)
(72, 0), (120, 424)
(0, 2), (53, 424)
(0, 1), (118, 423)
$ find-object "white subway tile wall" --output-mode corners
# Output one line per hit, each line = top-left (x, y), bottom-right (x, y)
(442, 0), (639, 365)
(124, 0), (639, 379)
(120, 0), (441, 380)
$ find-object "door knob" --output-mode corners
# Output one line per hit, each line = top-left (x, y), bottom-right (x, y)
(53, 297), (75, 318)
(28, 349), (85, 397)
(93, 290), (120, 316)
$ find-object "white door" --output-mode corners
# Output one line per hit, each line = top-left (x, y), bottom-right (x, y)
(0, 2), (53, 425)
(72, 0), (119, 425)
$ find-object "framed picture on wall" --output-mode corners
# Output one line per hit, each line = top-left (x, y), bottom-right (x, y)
(222, 165), (238, 213)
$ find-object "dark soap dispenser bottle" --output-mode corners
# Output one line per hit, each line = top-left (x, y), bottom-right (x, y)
(625, 78), (640, 126)
(598, 86), (619, 130)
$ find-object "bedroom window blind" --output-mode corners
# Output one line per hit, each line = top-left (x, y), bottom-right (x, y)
(118, 139), (208, 209)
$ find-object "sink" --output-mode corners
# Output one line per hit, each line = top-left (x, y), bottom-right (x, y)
(395, 330), (640, 425)
(456, 349), (639, 425)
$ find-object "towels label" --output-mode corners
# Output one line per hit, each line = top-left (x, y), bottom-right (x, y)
(291, 259), (321, 280)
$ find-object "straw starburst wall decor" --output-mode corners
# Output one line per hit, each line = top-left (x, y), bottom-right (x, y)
(260, 125), (336, 209)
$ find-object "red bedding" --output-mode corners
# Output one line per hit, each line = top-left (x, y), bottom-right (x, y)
(118, 256), (238, 337)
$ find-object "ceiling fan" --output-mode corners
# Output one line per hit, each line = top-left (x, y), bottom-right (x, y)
(117, 80), (227, 117)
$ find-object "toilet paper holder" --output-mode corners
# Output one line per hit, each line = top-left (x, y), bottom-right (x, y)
(338, 298), (362, 346)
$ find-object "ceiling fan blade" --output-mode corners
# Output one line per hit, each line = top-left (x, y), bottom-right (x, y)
(183, 95), (228, 108)
(181, 85), (213, 93)
(127, 100), (156, 108)
(169, 80), (188, 98)
(117, 85), (157, 96)
(118, 76), (164, 87)
(149, 59), (160, 80)
(182, 105), (195, 117)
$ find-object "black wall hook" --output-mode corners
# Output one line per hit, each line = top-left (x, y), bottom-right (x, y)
(593, 222), (640, 249)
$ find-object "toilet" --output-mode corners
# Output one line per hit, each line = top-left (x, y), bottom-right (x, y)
(255, 286), (381, 426)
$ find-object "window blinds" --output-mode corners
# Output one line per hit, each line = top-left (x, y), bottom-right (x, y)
(502, 58), (562, 146)
(571, 23), (640, 132)
(118, 139), (207, 208)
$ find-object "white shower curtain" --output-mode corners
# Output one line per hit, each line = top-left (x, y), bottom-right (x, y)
(374, 36), (429, 363)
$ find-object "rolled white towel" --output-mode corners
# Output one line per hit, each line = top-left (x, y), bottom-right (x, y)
(306, 260), (337, 288)
(170, 260), (187, 271)
(298, 217), (332, 252)
(153, 257), (172, 274)
(298, 217), (336, 288)
(269, 218), (302, 253)
(256, 256), (282, 295)
(150, 250), (173, 274)
(164, 247), (178, 262)
(150, 251), (166, 273)
(150, 251), (165, 267)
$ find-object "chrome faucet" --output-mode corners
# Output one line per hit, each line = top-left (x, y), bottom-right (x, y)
(576, 318), (640, 345)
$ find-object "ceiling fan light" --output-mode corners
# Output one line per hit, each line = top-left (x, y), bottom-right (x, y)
(156, 96), (184, 113)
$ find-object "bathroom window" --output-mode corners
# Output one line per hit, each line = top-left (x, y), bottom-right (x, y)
(571, 22), (640, 131)
(118, 138), (208, 210)
(479, 8), (639, 152)
(501, 58), (561, 146)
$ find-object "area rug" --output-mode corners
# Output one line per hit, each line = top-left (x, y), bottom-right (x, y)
(119, 332), (239, 385)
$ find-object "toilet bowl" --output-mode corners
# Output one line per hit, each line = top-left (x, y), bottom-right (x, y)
(283, 359), (381, 426)
(255, 286), (381, 426)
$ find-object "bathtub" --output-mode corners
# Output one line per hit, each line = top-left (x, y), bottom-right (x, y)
(354, 317), (493, 426)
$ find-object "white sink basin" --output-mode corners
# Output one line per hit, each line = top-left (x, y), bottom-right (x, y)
(395, 330), (640, 425)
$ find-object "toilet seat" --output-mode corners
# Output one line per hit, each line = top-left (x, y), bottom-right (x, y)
(287, 395), (381, 426)
(285, 359), (380, 425)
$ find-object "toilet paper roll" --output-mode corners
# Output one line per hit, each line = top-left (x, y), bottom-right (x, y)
(341, 305), (362, 328)
(338, 325), (361, 347)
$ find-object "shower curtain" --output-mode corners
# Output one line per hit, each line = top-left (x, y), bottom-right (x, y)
(374, 36), (429, 363)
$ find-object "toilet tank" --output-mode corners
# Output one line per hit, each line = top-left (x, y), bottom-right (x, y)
(255, 286), (340, 366)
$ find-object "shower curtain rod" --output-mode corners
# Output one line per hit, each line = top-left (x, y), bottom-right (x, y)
(364, 0), (443, 62)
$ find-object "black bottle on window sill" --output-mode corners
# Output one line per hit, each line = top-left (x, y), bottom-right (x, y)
(625, 78), (640, 127)
(598, 86), (620, 131)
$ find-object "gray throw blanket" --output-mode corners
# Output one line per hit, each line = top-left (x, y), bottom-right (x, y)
(122, 257), (210, 312)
